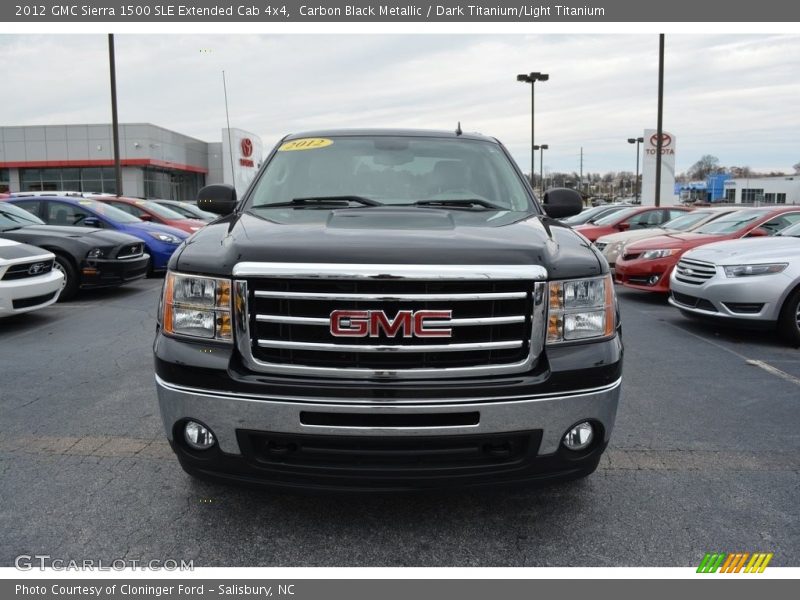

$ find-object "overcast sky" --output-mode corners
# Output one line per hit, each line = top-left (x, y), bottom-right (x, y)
(2, 33), (799, 175)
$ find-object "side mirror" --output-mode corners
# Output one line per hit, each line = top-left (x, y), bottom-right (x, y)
(82, 217), (102, 228)
(617, 222), (631, 231)
(747, 227), (769, 237)
(198, 184), (238, 216)
(138, 213), (152, 221)
(542, 188), (583, 219)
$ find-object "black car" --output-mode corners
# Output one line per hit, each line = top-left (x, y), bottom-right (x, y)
(0, 201), (150, 300)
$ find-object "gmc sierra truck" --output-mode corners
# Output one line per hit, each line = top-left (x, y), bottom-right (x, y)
(154, 129), (623, 491)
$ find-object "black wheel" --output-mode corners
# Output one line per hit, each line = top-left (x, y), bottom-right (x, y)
(778, 287), (800, 346)
(52, 254), (79, 301)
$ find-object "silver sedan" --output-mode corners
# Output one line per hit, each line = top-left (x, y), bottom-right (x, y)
(669, 221), (800, 345)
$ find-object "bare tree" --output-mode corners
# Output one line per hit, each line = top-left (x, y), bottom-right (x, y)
(688, 155), (724, 180)
(794, 161), (800, 174)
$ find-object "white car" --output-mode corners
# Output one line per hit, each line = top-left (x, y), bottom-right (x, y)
(669, 221), (800, 345)
(0, 239), (64, 317)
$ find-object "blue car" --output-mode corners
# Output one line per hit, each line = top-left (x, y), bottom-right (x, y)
(5, 195), (188, 272)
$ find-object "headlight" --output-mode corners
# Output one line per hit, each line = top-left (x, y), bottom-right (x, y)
(189, 226), (201, 231)
(640, 248), (678, 260)
(161, 272), (232, 342)
(86, 248), (105, 259)
(723, 263), (788, 278)
(148, 231), (182, 244)
(547, 274), (616, 344)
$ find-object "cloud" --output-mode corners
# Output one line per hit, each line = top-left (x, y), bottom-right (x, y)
(1, 33), (798, 174)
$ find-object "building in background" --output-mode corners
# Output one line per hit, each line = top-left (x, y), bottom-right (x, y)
(676, 174), (799, 204)
(0, 123), (264, 200)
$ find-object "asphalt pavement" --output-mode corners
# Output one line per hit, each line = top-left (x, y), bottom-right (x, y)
(1, 279), (798, 567)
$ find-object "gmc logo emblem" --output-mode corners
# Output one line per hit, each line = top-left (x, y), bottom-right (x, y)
(330, 310), (452, 338)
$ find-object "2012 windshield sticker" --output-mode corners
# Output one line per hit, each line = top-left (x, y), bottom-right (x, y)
(278, 138), (334, 152)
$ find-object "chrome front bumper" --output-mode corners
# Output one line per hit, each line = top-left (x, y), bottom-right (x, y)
(156, 375), (621, 456)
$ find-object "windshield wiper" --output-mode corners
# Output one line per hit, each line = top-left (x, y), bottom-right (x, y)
(254, 195), (383, 209)
(412, 199), (504, 211)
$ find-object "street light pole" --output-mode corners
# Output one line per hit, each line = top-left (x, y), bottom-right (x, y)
(107, 34), (122, 197)
(627, 137), (644, 203)
(517, 72), (549, 185)
(534, 144), (549, 193)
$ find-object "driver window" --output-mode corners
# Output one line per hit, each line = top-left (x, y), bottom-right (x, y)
(46, 202), (89, 226)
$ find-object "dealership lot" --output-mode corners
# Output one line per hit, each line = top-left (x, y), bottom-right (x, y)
(1, 280), (798, 567)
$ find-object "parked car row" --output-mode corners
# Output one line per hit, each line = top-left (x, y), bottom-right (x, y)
(0, 193), (213, 313)
(565, 204), (800, 345)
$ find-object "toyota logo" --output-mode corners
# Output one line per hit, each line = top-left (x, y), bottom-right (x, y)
(28, 262), (47, 275)
(649, 133), (672, 148)
(240, 138), (254, 158)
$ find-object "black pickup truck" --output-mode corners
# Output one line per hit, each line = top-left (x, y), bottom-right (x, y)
(154, 129), (622, 491)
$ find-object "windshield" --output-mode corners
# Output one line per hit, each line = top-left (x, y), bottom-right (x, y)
(778, 222), (800, 237)
(131, 200), (186, 220)
(247, 136), (533, 212)
(692, 210), (765, 235)
(592, 207), (639, 225)
(662, 211), (715, 231)
(73, 199), (142, 223)
(0, 202), (46, 228)
(562, 205), (618, 225)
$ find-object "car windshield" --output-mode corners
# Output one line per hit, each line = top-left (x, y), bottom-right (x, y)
(778, 221), (800, 237)
(72, 199), (142, 223)
(562, 205), (619, 225)
(134, 200), (187, 220)
(592, 207), (639, 225)
(0, 202), (46, 229)
(692, 210), (765, 235)
(247, 136), (533, 212)
(662, 211), (714, 231)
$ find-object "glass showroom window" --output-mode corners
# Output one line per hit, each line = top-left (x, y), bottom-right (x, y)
(0, 168), (9, 192)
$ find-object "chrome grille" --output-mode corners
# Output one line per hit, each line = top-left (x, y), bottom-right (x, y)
(674, 257), (717, 285)
(233, 263), (547, 380)
(1, 258), (54, 281)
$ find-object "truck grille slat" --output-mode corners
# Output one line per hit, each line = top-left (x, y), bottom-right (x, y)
(257, 340), (524, 353)
(234, 264), (547, 379)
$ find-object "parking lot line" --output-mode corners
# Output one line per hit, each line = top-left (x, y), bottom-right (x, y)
(745, 359), (800, 388)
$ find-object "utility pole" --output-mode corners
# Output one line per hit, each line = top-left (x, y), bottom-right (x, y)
(108, 34), (122, 197)
(655, 33), (665, 207)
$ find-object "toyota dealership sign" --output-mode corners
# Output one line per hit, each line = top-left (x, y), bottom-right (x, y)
(222, 128), (263, 196)
(641, 129), (677, 205)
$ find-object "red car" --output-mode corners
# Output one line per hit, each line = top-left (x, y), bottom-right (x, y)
(615, 206), (800, 293)
(573, 205), (691, 242)
(96, 197), (206, 234)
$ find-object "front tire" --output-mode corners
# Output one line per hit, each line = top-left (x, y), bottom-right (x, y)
(53, 255), (78, 301)
(778, 287), (800, 346)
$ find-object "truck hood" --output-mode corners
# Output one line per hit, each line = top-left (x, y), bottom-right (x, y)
(174, 207), (605, 280)
(684, 236), (800, 264)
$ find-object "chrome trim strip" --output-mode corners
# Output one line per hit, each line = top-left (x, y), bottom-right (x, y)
(234, 262), (548, 281)
(256, 339), (523, 353)
(255, 315), (526, 327)
(155, 374), (623, 406)
(253, 290), (528, 301)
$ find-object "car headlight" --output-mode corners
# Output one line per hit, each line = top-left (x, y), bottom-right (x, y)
(723, 263), (788, 278)
(148, 231), (182, 244)
(86, 248), (105, 259)
(547, 274), (616, 343)
(189, 226), (201, 232)
(640, 248), (678, 260)
(161, 272), (232, 342)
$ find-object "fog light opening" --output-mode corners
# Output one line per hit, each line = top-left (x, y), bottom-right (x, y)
(184, 420), (216, 451)
(562, 421), (594, 451)
(648, 275), (660, 285)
